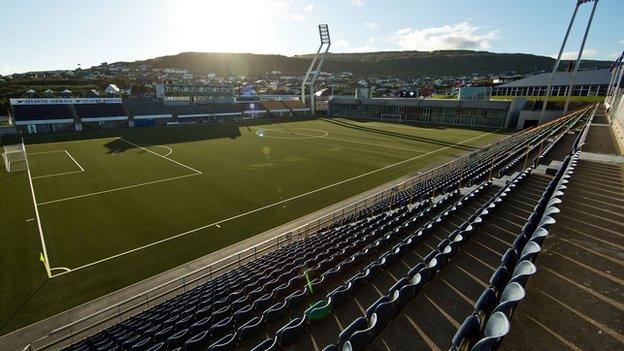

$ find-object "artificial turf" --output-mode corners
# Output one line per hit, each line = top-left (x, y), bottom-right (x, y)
(0, 117), (508, 335)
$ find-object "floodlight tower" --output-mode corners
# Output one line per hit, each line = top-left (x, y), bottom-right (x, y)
(540, 0), (599, 123)
(301, 24), (331, 115)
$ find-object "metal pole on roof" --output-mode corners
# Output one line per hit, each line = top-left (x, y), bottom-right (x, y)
(539, 0), (582, 123)
(563, 0), (599, 114)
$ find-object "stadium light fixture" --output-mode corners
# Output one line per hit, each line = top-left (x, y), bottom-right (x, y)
(301, 24), (331, 115)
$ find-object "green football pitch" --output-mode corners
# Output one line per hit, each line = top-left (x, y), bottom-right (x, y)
(0, 117), (507, 334)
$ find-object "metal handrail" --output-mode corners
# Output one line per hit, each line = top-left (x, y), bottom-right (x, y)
(25, 116), (568, 350)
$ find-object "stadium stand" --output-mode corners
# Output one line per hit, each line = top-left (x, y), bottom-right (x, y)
(11, 104), (74, 122)
(10, 104), (75, 132)
(170, 104), (216, 121)
(73, 104), (128, 121)
(282, 100), (310, 116)
(55, 104), (605, 351)
(258, 101), (291, 117)
(72, 103), (129, 130)
(125, 100), (173, 127)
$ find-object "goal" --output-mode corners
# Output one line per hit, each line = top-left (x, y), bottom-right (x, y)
(2, 144), (27, 172)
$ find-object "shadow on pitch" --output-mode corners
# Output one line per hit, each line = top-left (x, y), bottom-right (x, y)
(0, 278), (48, 333)
(322, 118), (484, 151)
(22, 116), (315, 154)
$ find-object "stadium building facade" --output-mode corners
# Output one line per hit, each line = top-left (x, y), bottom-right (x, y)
(328, 95), (523, 129)
(492, 69), (611, 97)
(9, 97), (310, 134)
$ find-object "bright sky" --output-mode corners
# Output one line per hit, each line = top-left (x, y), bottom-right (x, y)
(1, 0), (622, 74)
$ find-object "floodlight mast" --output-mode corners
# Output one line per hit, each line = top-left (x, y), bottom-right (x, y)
(301, 24), (331, 115)
(540, 0), (597, 123)
(563, 0), (598, 114)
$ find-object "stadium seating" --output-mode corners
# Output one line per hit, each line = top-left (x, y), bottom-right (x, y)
(12, 104), (74, 121)
(124, 100), (172, 118)
(74, 104), (128, 120)
(61, 106), (592, 351)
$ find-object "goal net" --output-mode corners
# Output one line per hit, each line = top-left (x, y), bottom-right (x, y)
(2, 144), (27, 172)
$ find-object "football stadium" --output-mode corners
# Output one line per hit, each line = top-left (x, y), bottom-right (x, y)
(1, 1), (623, 351)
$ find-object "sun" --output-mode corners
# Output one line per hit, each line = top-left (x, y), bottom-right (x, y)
(166, 0), (276, 53)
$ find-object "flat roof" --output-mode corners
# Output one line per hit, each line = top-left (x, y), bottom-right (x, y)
(497, 69), (610, 88)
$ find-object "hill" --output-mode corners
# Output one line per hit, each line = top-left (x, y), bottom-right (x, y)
(130, 50), (611, 77)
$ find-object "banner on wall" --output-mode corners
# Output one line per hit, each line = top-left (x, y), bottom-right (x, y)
(10, 98), (122, 105)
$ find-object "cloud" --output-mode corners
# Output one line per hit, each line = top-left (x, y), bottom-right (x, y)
(352, 0), (365, 6)
(0, 66), (20, 75)
(274, 1), (308, 21)
(391, 21), (500, 51)
(273, 1), (290, 11)
(289, 13), (306, 21)
(364, 22), (380, 29)
(556, 48), (598, 60)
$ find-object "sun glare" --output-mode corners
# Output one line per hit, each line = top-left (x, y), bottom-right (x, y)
(166, 0), (276, 53)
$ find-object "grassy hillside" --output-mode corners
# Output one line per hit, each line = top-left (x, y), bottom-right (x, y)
(136, 50), (610, 77)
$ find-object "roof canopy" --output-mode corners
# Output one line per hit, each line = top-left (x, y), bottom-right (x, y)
(497, 69), (610, 88)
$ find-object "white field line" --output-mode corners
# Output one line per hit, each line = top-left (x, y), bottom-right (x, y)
(155, 145), (173, 157)
(117, 138), (202, 174)
(65, 150), (85, 171)
(320, 136), (428, 153)
(21, 138), (52, 278)
(30, 150), (86, 180)
(254, 127), (427, 153)
(32, 170), (84, 180)
(38, 173), (201, 206)
(38, 140), (202, 205)
(51, 130), (500, 276)
(28, 150), (67, 156)
(50, 267), (71, 272)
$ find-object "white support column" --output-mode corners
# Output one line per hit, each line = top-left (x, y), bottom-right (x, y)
(564, 0), (599, 114)
(540, 1), (582, 122)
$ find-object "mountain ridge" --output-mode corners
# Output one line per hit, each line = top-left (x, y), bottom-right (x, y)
(116, 50), (611, 77)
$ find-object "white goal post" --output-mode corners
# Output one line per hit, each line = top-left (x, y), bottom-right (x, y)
(3, 144), (27, 172)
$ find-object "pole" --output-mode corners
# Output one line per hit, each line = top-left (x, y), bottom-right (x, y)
(564, 0), (599, 114)
(540, 1), (581, 123)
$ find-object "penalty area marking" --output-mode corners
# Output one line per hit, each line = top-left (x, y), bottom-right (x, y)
(50, 129), (500, 277)
(29, 149), (86, 180)
(117, 138), (201, 174)
(37, 139), (202, 206)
